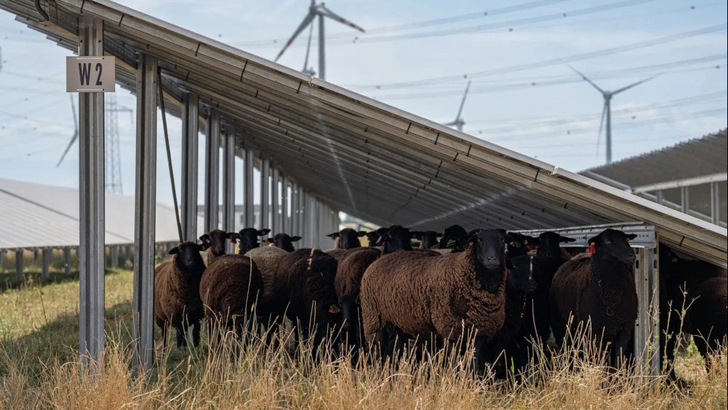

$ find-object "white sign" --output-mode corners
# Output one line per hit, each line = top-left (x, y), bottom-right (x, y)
(66, 56), (116, 92)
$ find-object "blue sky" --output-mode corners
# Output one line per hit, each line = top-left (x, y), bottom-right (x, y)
(0, 0), (726, 207)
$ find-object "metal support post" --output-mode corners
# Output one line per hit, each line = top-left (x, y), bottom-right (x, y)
(111, 245), (119, 269)
(15, 249), (23, 284)
(271, 166), (280, 234)
(244, 146), (255, 228)
(281, 175), (289, 233)
(223, 124), (236, 253)
(204, 109), (220, 233)
(633, 242), (660, 376)
(77, 16), (106, 368)
(180, 92), (199, 241)
(132, 53), (158, 371)
(300, 190), (308, 247)
(292, 184), (300, 238)
(64, 247), (72, 275)
(260, 156), (270, 230)
(711, 182), (720, 225)
(42, 247), (52, 280)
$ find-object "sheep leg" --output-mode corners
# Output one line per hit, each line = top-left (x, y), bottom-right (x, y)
(473, 335), (489, 374)
(191, 320), (201, 348)
(611, 332), (631, 369)
(175, 323), (188, 348)
(160, 322), (168, 350)
(693, 336), (711, 373)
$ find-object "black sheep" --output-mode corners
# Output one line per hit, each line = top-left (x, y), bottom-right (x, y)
(199, 254), (264, 339)
(438, 224), (469, 251)
(660, 245), (727, 377)
(411, 230), (442, 249)
(522, 231), (575, 344)
(233, 227), (271, 254)
(270, 249), (342, 355)
(550, 229), (637, 368)
(327, 228), (367, 249)
(365, 227), (388, 247)
(266, 233), (302, 252)
(485, 254), (538, 377)
(154, 241), (209, 348)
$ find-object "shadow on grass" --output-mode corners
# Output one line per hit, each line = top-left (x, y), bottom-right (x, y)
(0, 269), (128, 292)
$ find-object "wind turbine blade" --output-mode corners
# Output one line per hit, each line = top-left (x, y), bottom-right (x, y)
(318, 5), (366, 32)
(596, 100), (607, 156)
(455, 80), (471, 121)
(303, 22), (315, 71)
(275, 12), (316, 62)
(612, 75), (657, 95)
(56, 130), (78, 167)
(443, 121), (457, 126)
(57, 96), (79, 167)
(568, 65), (605, 94)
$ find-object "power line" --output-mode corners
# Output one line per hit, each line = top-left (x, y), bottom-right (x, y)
(348, 23), (728, 90)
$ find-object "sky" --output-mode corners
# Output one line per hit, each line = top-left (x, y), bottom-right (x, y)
(0, 0), (726, 209)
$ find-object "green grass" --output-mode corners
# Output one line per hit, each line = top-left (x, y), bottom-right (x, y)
(0, 268), (725, 409)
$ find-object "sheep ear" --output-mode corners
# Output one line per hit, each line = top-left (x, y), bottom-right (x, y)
(559, 235), (576, 243)
(626, 234), (638, 241)
(326, 232), (340, 239)
(264, 238), (274, 244)
(357, 231), (367, 237)
(198, 242), (210, 251)
(587, 234), (600, 246)
(227, 232), (238, 243)
(258, 229), (271, 236)
(199, 234), (210, 242)
(168, 246), (179, 255)
(290, 236), (302, 242)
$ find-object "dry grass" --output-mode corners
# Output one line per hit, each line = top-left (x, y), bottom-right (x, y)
(0, 269), (725, 409)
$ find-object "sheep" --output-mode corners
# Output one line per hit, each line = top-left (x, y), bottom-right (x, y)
(199, 229), (236, 267)
(550, 228), (638, 369)
(154, 241), (208, 348)
(365, 227), (388, 247)
(198, 254), (264, 339)
(327, 228), (367, 249)
(360, 229), (510, 368)
(232, 228), (271, 254)
(521, 231), (575, 344)
(660, 245), (727, 378)
(411, 230), (442, 249)
(438, 224), (469, 251)
(244, 245), (288, 319)
(485, 253), (538, 378)
(265, 233), (301, 252)
(269, 248), (342, 355)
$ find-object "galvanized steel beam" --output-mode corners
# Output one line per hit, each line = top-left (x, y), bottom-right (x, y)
(77, 16), (106, 369)
(42, 247), (52, 280)
(244, 146), (255, 228)
(711, 182), (721, 225)
(223, 123), (236, 253)
(271, 165), (280, 234)
(63, 247), (72, 275)
(132, 53), (158, 371)
(281, 174), (289, 233)
(204, 108), (220, 233)
(180, 92), (199, 241)
(260, 155), (270, 230)
(15, 249), (23, 284)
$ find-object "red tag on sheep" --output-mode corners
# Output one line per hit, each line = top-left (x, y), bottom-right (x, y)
(587, 242), (596, 254)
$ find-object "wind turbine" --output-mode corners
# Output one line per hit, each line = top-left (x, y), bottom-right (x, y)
(569, 66), (655, 164)
(56, 94), (79, 167)
(444, 80), (471, 132)
(275, 0), (365, 80)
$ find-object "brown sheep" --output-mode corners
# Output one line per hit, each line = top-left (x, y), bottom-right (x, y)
(154, 241), (208, 348)
(550, 228), (638, 369)
(327, 228), (367, 249)
(360, 229), (510, 367)
(199, 229), (237, 267)
(244, 246), (288, 319)
(660, 245), (727, 378)
(265, 233), (301, 252)
(199, 254), (264, 339)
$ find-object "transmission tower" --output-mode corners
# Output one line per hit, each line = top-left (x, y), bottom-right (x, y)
(104, 94), (132, 194)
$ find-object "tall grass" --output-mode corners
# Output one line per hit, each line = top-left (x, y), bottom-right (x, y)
(0, 269), (725, 409)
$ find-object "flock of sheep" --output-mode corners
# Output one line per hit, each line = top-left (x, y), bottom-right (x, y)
(153, 224), (727, 378)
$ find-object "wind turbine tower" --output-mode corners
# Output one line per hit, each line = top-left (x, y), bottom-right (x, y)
(570, 66), (654, 164)
(444, 80), (471, 132)
(275, 0), (365, 80)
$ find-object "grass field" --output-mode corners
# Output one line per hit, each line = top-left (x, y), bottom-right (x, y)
(0, 268), (725, 409)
